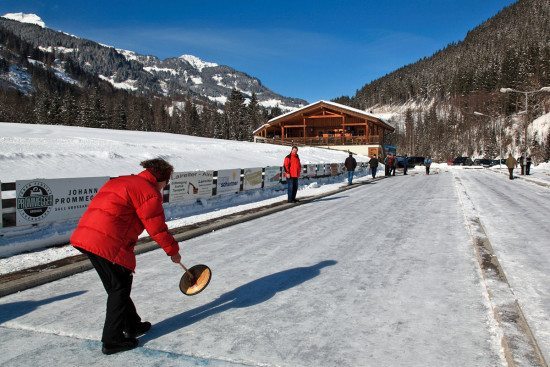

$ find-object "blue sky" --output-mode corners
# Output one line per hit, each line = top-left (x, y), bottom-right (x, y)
(1, 0), (517, 102)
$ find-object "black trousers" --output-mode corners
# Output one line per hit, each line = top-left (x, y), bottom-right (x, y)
(79, 248), (141, 343)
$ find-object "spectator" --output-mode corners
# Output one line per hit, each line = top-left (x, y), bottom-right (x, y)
(526, 155), (532, 175)
(391, 154), (397, 176)
(403, 154), (409, 175)
(369, 154), (379, 179)
(519, 154), (525, 175)
(71, 158), (181, 355)
(344, 152), (357, 185)
(506, 153), (517, 180)
(283, 146), (302, 203)
(424, 156), (433, 175)
(386, 154), (396, 177)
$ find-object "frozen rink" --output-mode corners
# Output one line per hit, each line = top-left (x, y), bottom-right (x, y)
(1, 169), (549, 366)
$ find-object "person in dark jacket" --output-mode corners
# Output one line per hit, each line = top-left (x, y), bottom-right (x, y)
(526, 155), (532, 175)
(344, 152), (357, 185)
(71, 158), (181, 355)
(403, 155), (409, 175)
(506, 153), (517, 180)
(369, 154), (379, 179)
(283, 146), (302, 203)
(519, 154), (525, 175)
(424, 156), (432, 175)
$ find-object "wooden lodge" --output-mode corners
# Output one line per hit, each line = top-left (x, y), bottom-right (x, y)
(253, 100), (395, 156)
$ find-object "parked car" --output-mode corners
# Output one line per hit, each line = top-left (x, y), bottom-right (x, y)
(480, 159), (495, 167)
(452, 157), (474, 166)
(396, 156), (416, 169)
(407, 156), (425, 166)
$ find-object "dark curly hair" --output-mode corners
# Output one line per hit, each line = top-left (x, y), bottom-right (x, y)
(140, 158), (174, 182)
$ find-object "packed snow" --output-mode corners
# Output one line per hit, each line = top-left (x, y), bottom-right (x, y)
(1, 122), (549, 366)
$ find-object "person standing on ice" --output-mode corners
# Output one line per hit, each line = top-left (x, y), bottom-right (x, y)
(284, 145), (302, 203)
(368, 154), (379, 179)
(344, 151), (357, 185)
(424, 156), (432, 175)
(506, 153), (517, 180)
(70, 158), (181, 355)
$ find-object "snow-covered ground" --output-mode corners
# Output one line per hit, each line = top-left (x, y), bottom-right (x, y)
(0, 122), (371, 263)
(0, 122), (364, 182)
(1, 123), (549, 366)
(1, 168), (549, 366)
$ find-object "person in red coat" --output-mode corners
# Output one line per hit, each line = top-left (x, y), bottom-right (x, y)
(71, 158), (181, 355)
(283, 146), (302, 203)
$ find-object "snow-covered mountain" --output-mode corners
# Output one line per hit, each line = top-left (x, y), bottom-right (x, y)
(1, 12), (45, 28)
(0, 13), (307, 110)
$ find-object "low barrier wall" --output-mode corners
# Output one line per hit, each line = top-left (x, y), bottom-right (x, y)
(1, 162), (367, 229)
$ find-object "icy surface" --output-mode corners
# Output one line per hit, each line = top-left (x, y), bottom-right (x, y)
(0, 172), (510, 366)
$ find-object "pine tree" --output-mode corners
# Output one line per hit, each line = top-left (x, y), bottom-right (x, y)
(184, 100), (201, 136)
(246, 93), (264, 141)
(225, 89), (246, 140)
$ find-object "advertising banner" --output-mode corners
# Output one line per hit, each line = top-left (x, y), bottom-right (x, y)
(264, 166), (282, 188)
(243, 168), (263, 191)
(316, 164), (326, 176)
(306, 164), (317, 178)
(169, 171), (213, 203)
(330, 163), (339, 176)
(15, 176), (109, 226)
(216, 169), (241, 195)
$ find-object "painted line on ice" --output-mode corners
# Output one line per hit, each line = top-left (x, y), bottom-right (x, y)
(453, 172), (548, 367)
(0, 176), (384, 297)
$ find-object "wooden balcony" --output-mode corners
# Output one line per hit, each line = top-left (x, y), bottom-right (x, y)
(254, 135), (382, 146)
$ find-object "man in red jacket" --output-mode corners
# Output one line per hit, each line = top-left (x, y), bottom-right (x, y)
(283, 146), (302, 203)
(71, 158), (181, 355)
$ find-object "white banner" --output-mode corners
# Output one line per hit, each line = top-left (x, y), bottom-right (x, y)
(16, 176), (109, 226)
(216, 169), (241, 195)
(306, 164), (317, 178)
(330, 163), (339, 176)
(0, 180), (2, 228)
(169, 171), (213, 203)
(243, 168), (263, 191)
(264, 166), (282, 188)
(316, 164), (326, 176)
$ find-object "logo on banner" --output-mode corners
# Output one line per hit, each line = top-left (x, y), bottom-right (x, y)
(16, 181), (54, 222)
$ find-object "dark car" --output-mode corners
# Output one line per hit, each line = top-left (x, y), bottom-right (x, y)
(453, 157), (474, 166)
(479, 159), (494, 167)
(408, 156), (425, 166)
(396, 156), (416, 169)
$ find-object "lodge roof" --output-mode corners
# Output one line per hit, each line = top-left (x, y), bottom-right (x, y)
(253, 100), (395, 134)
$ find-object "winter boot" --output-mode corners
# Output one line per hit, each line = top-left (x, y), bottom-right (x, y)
(124, 321), (151, 339)
(102, 337), (139, 355)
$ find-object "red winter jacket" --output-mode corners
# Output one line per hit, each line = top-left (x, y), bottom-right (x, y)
(70, 170), (179, 271)
(284, 153), (302, 178)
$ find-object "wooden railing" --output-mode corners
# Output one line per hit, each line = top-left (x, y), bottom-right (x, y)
(255, 135), (381, 146)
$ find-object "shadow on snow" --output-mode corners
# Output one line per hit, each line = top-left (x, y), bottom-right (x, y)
(0, 290), (87, 324)
(141, 260), (337, 343)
